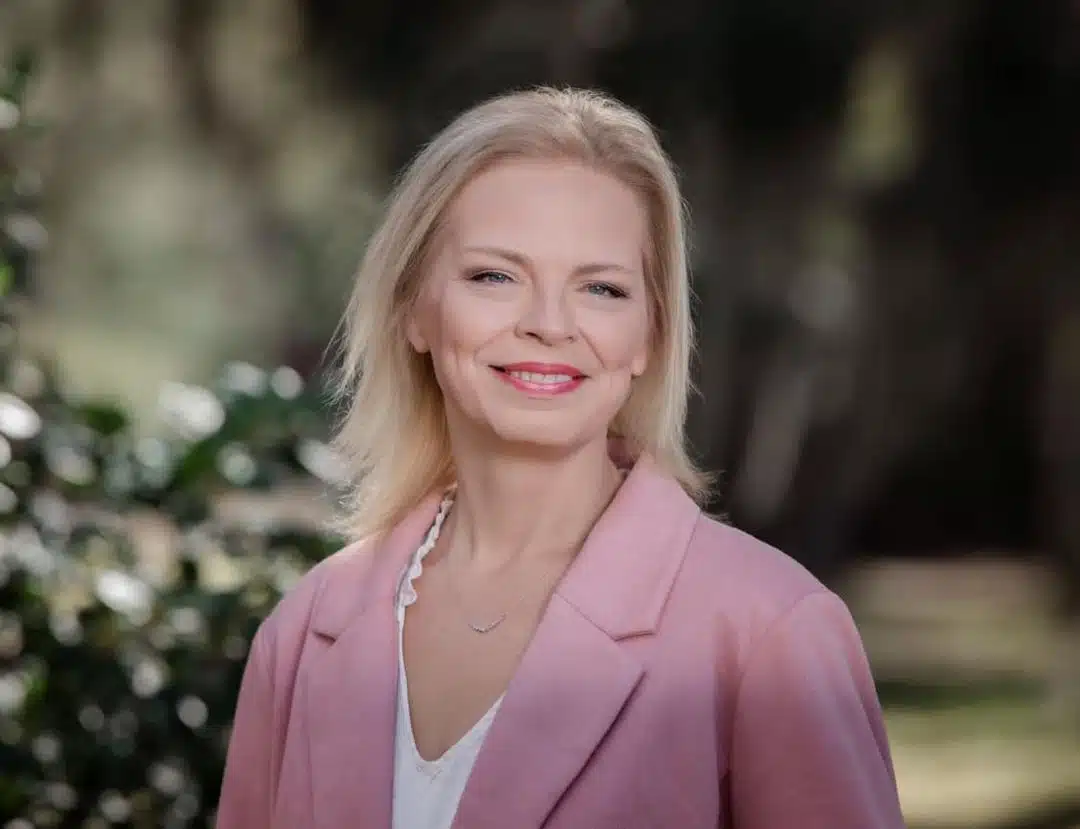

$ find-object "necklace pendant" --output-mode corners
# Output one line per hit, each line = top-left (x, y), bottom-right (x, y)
(469, 613), (507, 634)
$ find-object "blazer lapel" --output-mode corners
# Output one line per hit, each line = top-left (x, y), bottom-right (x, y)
(305, 597), (399, 828)
(450, 595), (644, 829)
(304, 493), (442, 829)
(452, 453), (703, 829)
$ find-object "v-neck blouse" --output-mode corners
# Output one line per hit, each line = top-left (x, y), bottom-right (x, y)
(391, 491), (505, 829)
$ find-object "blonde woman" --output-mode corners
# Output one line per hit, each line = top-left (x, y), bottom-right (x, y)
(217, 88), (905, 829)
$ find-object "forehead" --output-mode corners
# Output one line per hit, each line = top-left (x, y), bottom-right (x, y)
(442, 158), (650, 266)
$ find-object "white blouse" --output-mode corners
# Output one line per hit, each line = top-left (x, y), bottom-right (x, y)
(391, 491), (505, 829)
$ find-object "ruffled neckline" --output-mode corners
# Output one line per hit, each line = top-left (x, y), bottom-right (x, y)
(398, 488), (456, 610)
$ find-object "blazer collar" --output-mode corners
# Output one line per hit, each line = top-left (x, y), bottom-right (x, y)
(554, 452), (702, 639)
(309, 452), (703, 643)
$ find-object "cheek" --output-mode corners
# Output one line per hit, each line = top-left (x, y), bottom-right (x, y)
(594, 315), (650, 374)
(415, 296), (471, 356)
(423, 298), (507, 396)
(436, 292), (505, 350)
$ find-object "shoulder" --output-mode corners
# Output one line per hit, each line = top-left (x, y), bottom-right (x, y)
(687, 513), (827, 607)
(669, 514), (878, 714)
(673, 512), (851, 647)
(685, 519), (905, 826)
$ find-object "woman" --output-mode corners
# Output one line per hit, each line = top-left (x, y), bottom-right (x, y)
(217, 87), (906, 829)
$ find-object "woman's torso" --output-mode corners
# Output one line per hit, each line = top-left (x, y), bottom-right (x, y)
(219, 463), (903, 829)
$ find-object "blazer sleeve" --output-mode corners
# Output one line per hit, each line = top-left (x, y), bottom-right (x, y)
(216, 625), (276, 829)
(729, 590), (906, 829)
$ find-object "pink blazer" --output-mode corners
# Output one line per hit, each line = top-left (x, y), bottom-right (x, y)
(217, 454), (906, 828)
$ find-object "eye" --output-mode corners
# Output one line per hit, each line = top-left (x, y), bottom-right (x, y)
(585, 282), (629, 299)
(468, 269), (513, 284)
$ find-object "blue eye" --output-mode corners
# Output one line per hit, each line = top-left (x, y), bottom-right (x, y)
(586, 282), (629, 299)
(469, 270), (513, 284)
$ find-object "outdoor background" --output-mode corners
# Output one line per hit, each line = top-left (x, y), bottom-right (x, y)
(1, 0), (1079, 827)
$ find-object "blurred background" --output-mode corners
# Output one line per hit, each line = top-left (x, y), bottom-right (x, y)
(1, 0), (1078, 826)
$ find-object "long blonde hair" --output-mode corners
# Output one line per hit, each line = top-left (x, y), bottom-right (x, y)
(330, 86), (710, 543)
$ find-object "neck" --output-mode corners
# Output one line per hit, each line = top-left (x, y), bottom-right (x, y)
(444, 436), (625, 574)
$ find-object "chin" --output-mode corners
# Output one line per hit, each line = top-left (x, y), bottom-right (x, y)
(485, 414), (610, 455)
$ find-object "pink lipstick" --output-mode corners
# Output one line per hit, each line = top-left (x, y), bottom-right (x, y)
(492, 362), (586, 396)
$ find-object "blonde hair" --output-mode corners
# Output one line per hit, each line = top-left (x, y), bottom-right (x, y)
(330, 86), (711, 543)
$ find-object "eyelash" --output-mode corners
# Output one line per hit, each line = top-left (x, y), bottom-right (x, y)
(468, 270), (513, 285)
(587, 282), (629, 299)
(467, 270), (629, 299)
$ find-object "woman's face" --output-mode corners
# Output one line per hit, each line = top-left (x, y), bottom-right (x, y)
(407, 157), (652, 455)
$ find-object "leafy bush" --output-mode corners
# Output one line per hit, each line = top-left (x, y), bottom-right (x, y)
(1, 57), (341, 828)
(0, 354), (343, 828)
(0, 355), (349, 826)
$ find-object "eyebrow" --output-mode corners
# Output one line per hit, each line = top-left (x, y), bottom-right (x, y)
(462, 245), (638, 278)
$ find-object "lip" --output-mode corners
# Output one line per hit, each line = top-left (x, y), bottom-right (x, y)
(491, 362), (587, 396)
(496, 362), (586, 377)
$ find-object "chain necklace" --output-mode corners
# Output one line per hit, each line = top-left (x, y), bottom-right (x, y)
(432, 490), (547, 635)
(445, 568), (534, 634)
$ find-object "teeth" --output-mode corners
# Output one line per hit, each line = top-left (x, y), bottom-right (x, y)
(507, 371), (574, 384)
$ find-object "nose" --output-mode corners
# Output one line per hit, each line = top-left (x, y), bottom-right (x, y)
(515, 286), (576, 345)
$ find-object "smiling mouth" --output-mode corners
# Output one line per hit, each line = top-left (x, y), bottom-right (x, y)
(490, 365), (588, 394)
(492, 367), (585, 384)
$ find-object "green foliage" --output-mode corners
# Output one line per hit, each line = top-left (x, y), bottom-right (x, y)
(0, 355), (345, 828)
(1, 57), (343, 828)
(0, 352), (344, 828)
